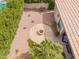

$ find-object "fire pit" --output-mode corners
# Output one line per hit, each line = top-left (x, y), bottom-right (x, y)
(37, 29), (44, 35)
(29, 24), (53, 44)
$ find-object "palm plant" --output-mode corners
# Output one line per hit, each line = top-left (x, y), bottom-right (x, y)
(28, 39), (64, 59)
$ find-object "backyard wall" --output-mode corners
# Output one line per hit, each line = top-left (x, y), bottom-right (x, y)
(24, 3), (48, 9)
(43, 11), (54, 26)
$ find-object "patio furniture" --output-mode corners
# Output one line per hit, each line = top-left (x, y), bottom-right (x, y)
(62, 32), (69, 43)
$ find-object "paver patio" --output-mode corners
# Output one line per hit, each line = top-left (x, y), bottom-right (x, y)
(7, 11), (63, 59)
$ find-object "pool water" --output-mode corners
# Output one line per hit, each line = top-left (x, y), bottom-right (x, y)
(0, 2), (6, 10)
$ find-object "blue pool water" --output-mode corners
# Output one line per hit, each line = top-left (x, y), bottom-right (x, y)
(0, 2), (6, 10)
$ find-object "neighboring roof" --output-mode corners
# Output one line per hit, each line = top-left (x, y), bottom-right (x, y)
(55, 0), (79, 59)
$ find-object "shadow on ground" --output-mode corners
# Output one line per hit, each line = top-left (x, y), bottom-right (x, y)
(22, 52), (30, 59)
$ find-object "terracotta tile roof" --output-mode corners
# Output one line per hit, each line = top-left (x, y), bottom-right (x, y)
(55, 0), (79, 59)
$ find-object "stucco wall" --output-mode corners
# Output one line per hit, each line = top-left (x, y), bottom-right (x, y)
(54, 5), (60, 24)
(24, 3), (48, 9)
(43, 11), (54, 26)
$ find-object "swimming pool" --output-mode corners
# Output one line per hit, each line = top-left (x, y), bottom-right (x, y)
(0, 2), (6, 10)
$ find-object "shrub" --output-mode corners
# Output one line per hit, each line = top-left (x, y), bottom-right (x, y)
(0, 0), (24, 59)
(54, 31), (60, 36)
(24, 0), (55, 10)
(48, 1), (55, 10)
(28, 39), (64, 59)
(52, 21), (60, 36)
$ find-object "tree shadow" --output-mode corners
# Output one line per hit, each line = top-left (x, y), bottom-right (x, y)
(22, 52), (30, 59)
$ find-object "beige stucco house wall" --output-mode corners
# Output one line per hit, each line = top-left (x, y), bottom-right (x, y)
(55, 0), (79, 59)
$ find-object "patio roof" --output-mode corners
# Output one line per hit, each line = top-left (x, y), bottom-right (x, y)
(55, 0), (79, 59)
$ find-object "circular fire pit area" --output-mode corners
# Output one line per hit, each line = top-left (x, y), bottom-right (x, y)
(29, 24), (53, 44)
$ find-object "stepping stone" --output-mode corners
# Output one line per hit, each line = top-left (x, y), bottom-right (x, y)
(28, 14), (30, 17)
(31, 20), (34, 23)
(23, 27), (27, 29)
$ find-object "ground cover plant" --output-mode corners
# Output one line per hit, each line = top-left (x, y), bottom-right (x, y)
(28, 39), (64, 59)
(0, 0), (24, 59)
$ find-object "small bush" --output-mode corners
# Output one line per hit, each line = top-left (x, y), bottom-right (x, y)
(48, 1), (55, 10)
(54, 31), (60, 36)
(24, 0), (55, 10)
(52, 21), (60, 36)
